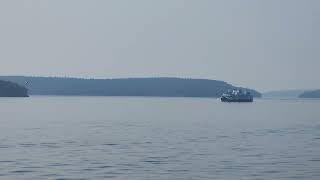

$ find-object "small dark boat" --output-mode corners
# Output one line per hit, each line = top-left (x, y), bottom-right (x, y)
(221, 89), (253, 102)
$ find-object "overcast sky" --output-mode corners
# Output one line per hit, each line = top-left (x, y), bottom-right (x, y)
(0, 0), (319, 91)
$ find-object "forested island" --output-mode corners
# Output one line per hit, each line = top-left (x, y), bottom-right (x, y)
(0, 76), (261, 98)
(0, 80), (28, 97)
(299, 90), (320, 98)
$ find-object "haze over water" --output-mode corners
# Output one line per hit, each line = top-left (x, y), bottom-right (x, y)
(0, 96), (319, 179)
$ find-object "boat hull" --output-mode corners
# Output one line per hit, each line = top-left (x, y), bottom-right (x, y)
(221, 97), (253, 102)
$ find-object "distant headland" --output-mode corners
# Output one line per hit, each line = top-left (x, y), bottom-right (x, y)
(262, 90), (305, 99)
(0, 76), (261, 98)
(299, 90), (320, 98)
(263, 89), (320, 99)
(0, 80), (28, 97)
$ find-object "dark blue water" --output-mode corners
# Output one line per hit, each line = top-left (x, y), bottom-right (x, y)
(0, 97), (319, 179)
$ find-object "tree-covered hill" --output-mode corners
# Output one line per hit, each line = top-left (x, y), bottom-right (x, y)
(0, 76), (261, 98)
(0, 80), (28, 97)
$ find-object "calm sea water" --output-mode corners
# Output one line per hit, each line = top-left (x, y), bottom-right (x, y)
(0, 96), (319, 180)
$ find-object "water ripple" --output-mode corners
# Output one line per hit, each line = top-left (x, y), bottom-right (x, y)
(0, 97), (319, 179)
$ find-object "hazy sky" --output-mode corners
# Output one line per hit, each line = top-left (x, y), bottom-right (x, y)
(0, 0), (319, 91)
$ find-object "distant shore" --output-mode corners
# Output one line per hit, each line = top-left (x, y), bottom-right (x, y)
(0, 80), (28, 97)
(0, 76), (261, 98)
(263, 89), (320, 99)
